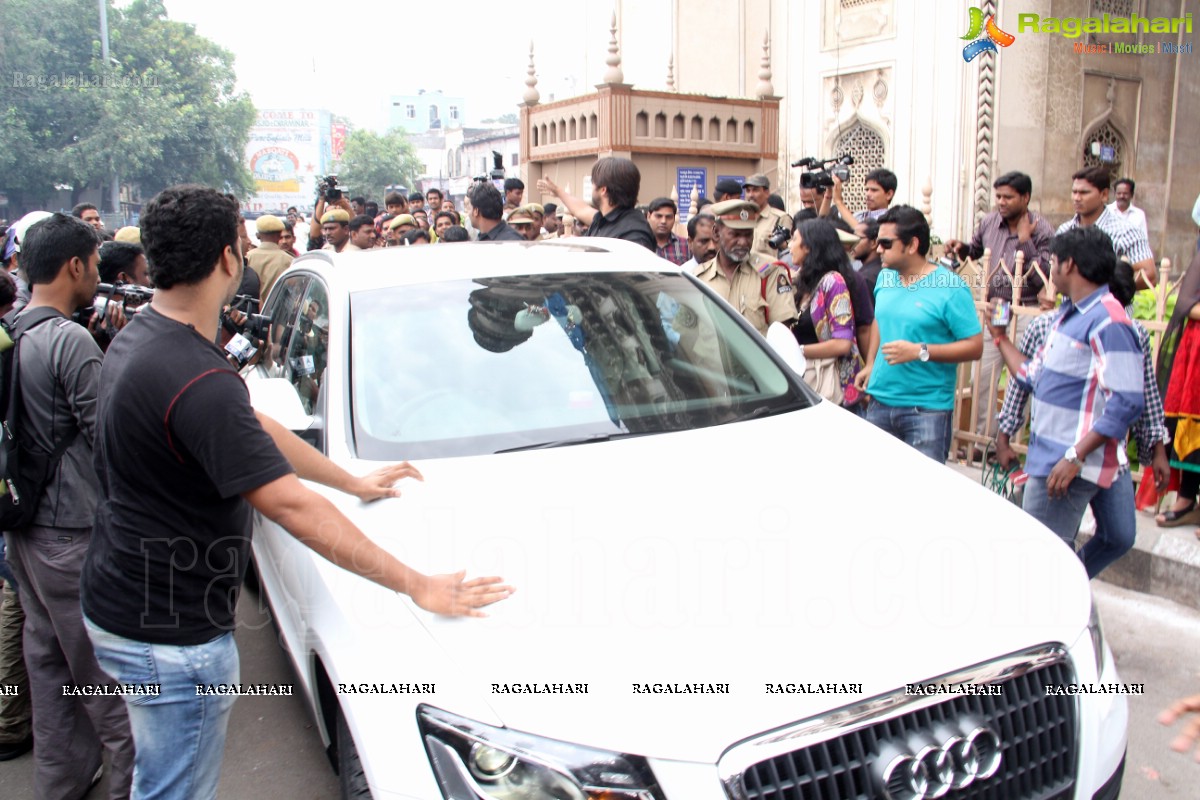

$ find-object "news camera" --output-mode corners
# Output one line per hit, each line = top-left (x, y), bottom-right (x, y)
(72, 282), (155, 327)
(792, 155), (854, 190)
(318, 174), (344, 202)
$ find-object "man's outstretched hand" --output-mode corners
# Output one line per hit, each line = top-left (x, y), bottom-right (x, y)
(352, 462), (425, 502)
(411, 572), (514, 618)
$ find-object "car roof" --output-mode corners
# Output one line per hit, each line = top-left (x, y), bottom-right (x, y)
(285, 238), (683, 293)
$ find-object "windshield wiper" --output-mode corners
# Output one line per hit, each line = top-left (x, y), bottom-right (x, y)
(495, 432), (635, 453)
(726, 398), (809, 425)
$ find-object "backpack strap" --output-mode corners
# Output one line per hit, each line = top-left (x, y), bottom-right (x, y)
(5, 309), (80, 458)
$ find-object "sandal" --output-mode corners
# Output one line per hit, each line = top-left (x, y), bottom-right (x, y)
(1156, 501), (1200, 528)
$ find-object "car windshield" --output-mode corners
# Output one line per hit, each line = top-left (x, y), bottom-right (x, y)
(350, 271), (808, 459)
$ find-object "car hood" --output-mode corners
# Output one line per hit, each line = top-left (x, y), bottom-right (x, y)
(338, 403), (1090, 763)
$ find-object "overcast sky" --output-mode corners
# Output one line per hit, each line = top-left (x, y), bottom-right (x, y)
(156, 0), (673, 130)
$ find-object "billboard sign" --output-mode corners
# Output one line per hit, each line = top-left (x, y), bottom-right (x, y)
(245, 109), (333, 212)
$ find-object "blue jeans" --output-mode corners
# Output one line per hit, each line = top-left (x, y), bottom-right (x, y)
(1081, 470), (1137, 578)
(1024, 471), (1137, 578)
(84, 618), (239, 800)
(864, 400), (953, 463)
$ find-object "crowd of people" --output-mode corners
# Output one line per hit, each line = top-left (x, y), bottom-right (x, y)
(0, 154), (1199, 797)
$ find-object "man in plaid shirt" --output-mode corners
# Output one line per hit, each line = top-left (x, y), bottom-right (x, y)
(989, 228), (1147, 576)
(648, 197), (691, 266)
(1057, 166), (1157, 288)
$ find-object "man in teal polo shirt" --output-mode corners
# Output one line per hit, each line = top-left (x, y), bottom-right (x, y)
(855, 205), (983, 462)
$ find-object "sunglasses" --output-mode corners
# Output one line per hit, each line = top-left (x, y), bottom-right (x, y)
(876, 237), (900, 249)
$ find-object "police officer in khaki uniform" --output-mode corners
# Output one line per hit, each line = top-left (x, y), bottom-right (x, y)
(320, 208), (352, 252)
(247, 214), (295, 299)
(742, 173), (792, 260)
(692, 199), (796, 335)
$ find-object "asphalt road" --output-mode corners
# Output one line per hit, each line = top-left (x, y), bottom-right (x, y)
(1, 581), (1197, 799)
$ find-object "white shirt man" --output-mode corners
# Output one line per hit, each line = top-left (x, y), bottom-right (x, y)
(1107, 178), (1148, 238)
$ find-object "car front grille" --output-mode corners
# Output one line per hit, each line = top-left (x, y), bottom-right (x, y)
(722, 647), (1077, 800)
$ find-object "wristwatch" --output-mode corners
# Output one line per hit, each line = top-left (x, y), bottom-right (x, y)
(918, 343), (930, 362)
(1064, 446), (1081, 466)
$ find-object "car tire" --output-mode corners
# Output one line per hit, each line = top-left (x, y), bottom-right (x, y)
(337, 705), (373, 799)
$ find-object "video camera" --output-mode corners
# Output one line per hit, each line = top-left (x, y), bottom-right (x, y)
(792, 155), (854, 190)
(318, 174), (344, 203)
(72, 282), (155, 327)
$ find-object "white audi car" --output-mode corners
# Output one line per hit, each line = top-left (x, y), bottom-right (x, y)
(244, 239), (1127, 800)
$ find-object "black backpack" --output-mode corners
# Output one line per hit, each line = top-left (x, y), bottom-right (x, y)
(0, 307), (80, 531)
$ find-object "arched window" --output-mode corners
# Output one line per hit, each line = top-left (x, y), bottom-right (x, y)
(708, 117), (721, 141)
(654, 112), (667, 138)
(834, 122), (886, 213)
(635, 111), (648, 137)
(1081, 121), (1125, 178)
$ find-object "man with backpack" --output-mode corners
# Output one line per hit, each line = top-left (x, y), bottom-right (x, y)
(2, 213), (133, 798)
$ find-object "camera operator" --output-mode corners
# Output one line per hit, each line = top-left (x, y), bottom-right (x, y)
(824, 168), (897, 234)
(742, 174), (792, 260)
(6, 213), (134, 798)
(307, 176), (354, 248)
(798, 171), (831, 214)
(79, 185), (512, 799)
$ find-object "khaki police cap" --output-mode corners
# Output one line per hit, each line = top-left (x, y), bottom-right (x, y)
(525, 203), (544, 216)
(321, 208), (351, 224)
(388, 214), (417, 230)
(708, 199), (760, 229)
(742, 173), (770, 188)
(256, 214), (285, 233)
(508, 208), (536, 225)
(113, 226), (141, 244)
(835, 227), (860, 246)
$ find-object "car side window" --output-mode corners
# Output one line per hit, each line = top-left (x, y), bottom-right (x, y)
(287, 281), (330, 415)
(260, 275), (309, 380)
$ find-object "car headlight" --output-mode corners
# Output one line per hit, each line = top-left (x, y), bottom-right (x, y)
(1088, 590), (1108, 678)
(418, 705), (664, 800)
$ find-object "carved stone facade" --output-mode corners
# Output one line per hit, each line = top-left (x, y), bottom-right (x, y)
(516, 0), (1196, 269)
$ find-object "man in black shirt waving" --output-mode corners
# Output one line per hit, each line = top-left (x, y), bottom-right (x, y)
(80, 185), (511, 799)
(537, 157), (655, 251)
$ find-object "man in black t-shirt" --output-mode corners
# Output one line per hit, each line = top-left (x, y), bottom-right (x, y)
(80, 185), (511, 799)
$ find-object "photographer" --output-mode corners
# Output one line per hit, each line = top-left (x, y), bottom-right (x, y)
(6, 213), (134, 798)
(824, 168), (897, 232)
(80, 185), (512, 799)
(307, 176), (354, 248)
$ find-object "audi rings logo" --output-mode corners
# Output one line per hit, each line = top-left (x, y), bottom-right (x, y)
(874, 718), (1002, 800)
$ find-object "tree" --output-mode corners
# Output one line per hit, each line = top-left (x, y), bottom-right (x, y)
(480, 113), (519, 125)
(334, 129), (422, 201)
(0, 0), (255, 216)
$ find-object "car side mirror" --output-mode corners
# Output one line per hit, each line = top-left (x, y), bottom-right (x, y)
(765, 321), (806, 375)
(247, 377), (314, 433)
